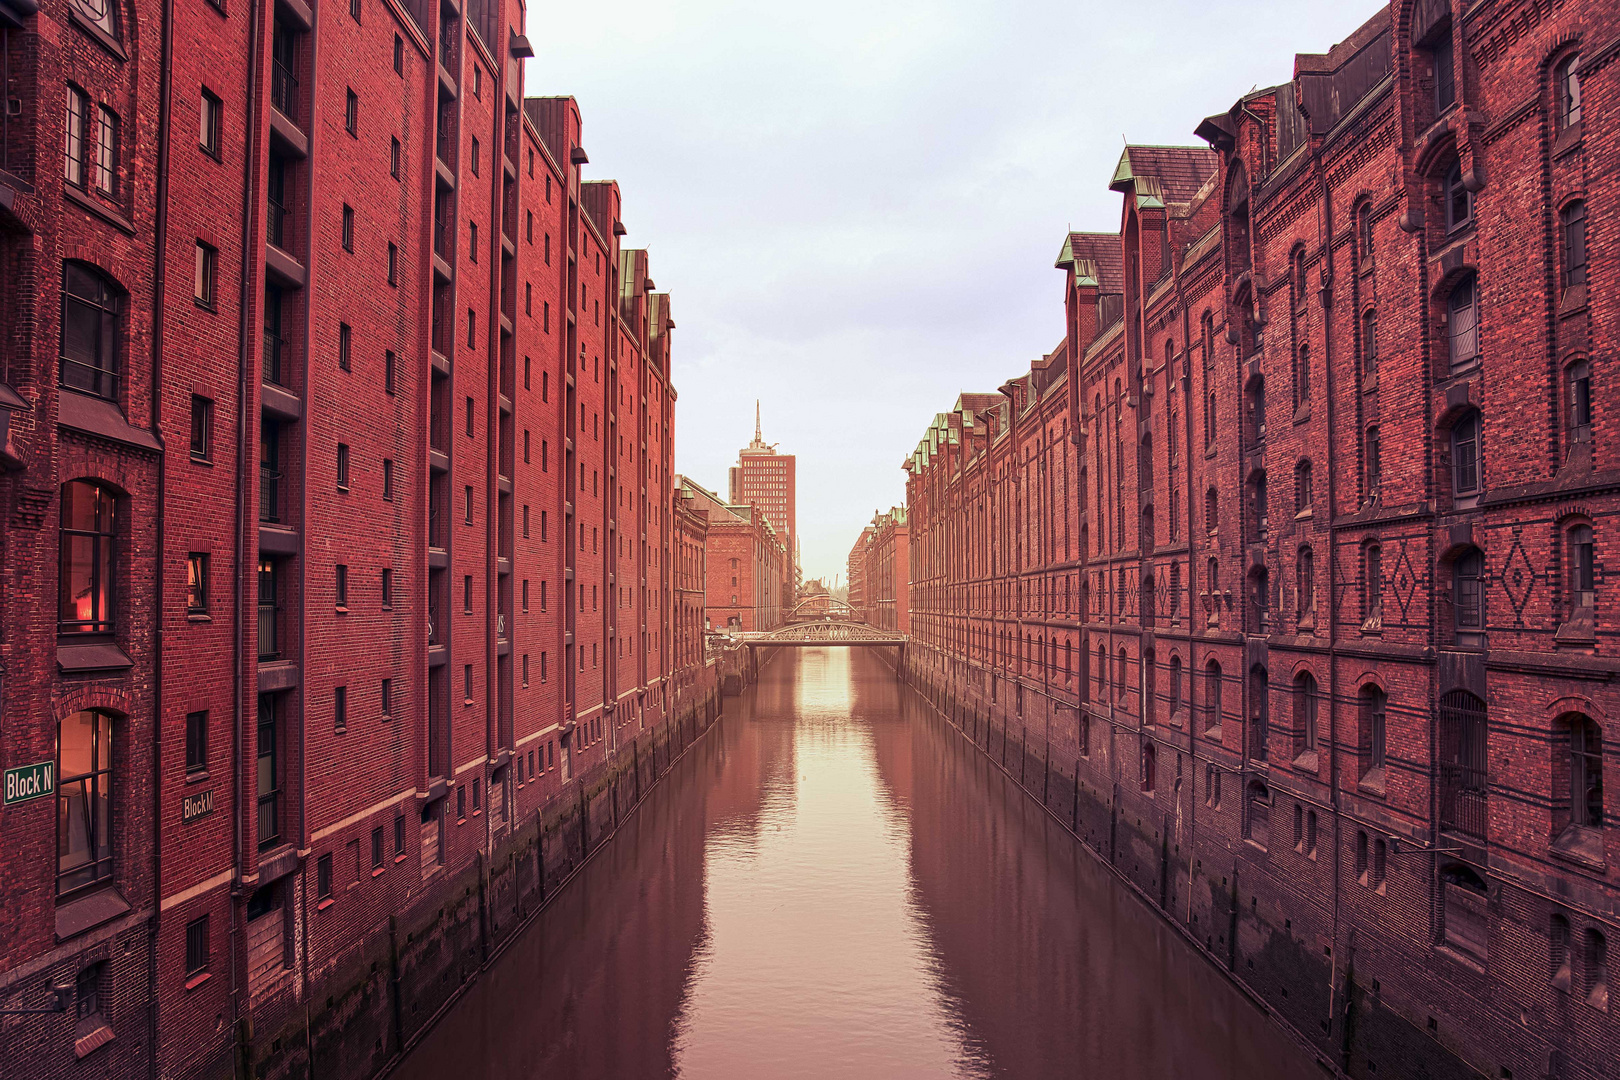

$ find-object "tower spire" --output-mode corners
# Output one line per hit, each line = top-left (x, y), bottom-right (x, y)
(754, 399), (762, 443)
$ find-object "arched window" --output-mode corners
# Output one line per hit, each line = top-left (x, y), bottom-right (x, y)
(1205, 387), (1217, 447)
(1248, 567), (1269, 635)
(1451, 410), (1482, 497)
(1295, 345), (1310, 407)
(1439, 690), (1488, 838)
(1297, 547), (1315, 621)
(1248, 470), (1268, 536)
(61, 262), (122, 400)
(69, 0), (120, 39)
(59, 480), (117, 635)
(1567, 359), (1592, 443)
(1249, 665), (1269, 759)
(1142, 647), (1156, 725)
(1116, 647), (1128, 702)
(1448, 274), (1478, 367)
(1246, 374), (1266, 445)
(1357, 202), (1374, 268)
(1452, 547), (1486, 645)
(1556, 53), (1583, 131)
(1441, 863), (1489, 959)
(1205, 659), (1223, 733)
(1170, 655), (1183, 716)
(1245, 780), (1270, 848)
(1365, 426), (1382, 499)
(1201, 311), (1215, 367)
(1169, 487), (1180, 541)
(1295, 460), (1313, 514)
(1291, 247), (1307, 311)
(1552, 913), (1573, 990)
(1097, 643), (1107, 696)
(1359, 685), (1387, 778)
(1568, 524), (1595, 615)
(1568, 715), (1604, 831)
(1443, 161), (1472, 232)
(1585, 929), (1608, 1010)
(1139, 433), (1154, 492)
(1294, 671), (1318, 756)
(1562, 201), (1587, 291)
(1361, 308), (1378, 382)
(1169, 561), (1182, 618)
(1363, 542), (1383, 628)
(1141, 742), (1157, 792)
(57, 709), (116, 898)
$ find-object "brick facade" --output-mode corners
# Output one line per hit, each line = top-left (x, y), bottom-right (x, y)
(0, 0), (714, 1074)
(902, 4), (1619, 1078)
(681, 474), (786, 634)
(847, 507), (908, 634)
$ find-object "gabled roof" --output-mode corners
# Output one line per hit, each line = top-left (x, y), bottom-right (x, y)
(1056, 232), (1124, 294)
(1108, 145), (1219, 207)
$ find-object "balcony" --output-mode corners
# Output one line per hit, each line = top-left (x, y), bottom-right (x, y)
(1439, 764), (1487, 840)
(271, 56), (298, 120)
(259, 465), (283, 524)
(263, 332), (290, 388)
(257, 600), (281, 661)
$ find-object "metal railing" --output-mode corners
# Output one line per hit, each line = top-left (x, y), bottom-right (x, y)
(259, 465), (282, 523)
(1439, 764), (1488, 839)
(271, 58), (298, 119)
(257, 600), (280, 660)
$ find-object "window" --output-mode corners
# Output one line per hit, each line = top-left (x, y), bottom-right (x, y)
(1297, 547), (1315, 621)
(1357, 202), (1373, 268)
(200, 89), (222, 156)
(469, 221), (478, 261)
(341, 204), (354, 252)
(467, 309), (476, 348)
(75, 963), (104, 1023)
(57, 710), (115, 897)
(394, 815), (406, 857)
(59, 481), (116, 635)
(1205, 659), (1222, 733)
(1567, 359), (1592, 443)
(390, 137), (401, 179)
(1555, 53), (1582, 131)
(1430, 27), (1455, 112)
(336, 443), (350, 489)
(1562, 201), (1587, 291)
(1294, 460), (1312, 514)
(1205, 488), (1217, 534)
(186, 552), (209, 614)
(186, 915), (210, 977)
(338, 321), (352, 371)
(1290, 247), (1306, 311)
(1361, 309), (1377, 382)
(385, 349), (397, 394)
(1363, 542), (1382, 628)
(1439, 690), (1488, 838)
(470, 137), (480, 176)
(462, 574), (472, 613)
(334, 685), (347, 732)
(1294, 672), (1318, 757)
(1570, 716), (1604, 830)
(1365, 426), (1381, 499)
(1443, 161), (1471, 232)
(1294, 345), (1309, 406)
(344, 89), (358, 135)
(1169, 655), (1183, 716)
(1568, 524), (1595, 614)
(464, 485), (472, 524)
(1205, 387), (1216, 447)
(382, 458), (394, 500)
(1586, 930), (1609, 1010)
(1453, 548), (1484, 642)
(1552, 914), (1573, 990)
(190, 395), (213, 461)
(1249, 665), (1270, 759)
(381, 568), (393, 607)
(94, 106), (118, 196)
(335, 563), (348, 608)
(1360, 685), (1387, 778)
(194, 241), (217, 307)
(317, 853), (333, 900)
(381, 677), (392, 716)
(185, 710), (208, 775)
(393, 34), (404, 75)
(1245, 780), (1270, 849)
(257, 693), (281, 848)
(65, 85), (90, 186)
(1141, 742), (1156, 792)
(1451, 411), (1481, 497)
(62, 263), (122, 399)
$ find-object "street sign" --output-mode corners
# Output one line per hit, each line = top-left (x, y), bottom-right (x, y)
(4, 761), (55, 806)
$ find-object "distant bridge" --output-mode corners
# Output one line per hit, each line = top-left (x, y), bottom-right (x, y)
(785, 595), (860, 624)
(742, 620), (908, 649)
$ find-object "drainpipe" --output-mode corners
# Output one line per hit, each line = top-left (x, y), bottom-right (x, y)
(147, 0), (176, 1070)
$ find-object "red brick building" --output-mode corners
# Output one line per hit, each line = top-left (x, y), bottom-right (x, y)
(0, 0), (713, 1073)
(727, 401), (797, 595)
(682, 475), (786, 633)
(904, 4), (1619, 1078)
(847, 508), (908, 634)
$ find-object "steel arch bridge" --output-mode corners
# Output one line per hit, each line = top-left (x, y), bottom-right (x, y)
(742, 620), (907, 648)
(785, 594), (860, 623)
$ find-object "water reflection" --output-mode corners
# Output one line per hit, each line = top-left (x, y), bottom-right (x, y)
(393, 649), (1314, 1080)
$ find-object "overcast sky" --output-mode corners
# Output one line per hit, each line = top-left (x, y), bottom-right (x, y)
(522, 0), (1379, 584)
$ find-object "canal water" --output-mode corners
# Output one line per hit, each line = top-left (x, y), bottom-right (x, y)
(392, 649), (1317, 1079)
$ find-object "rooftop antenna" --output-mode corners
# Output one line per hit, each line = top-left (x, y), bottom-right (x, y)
(755, 399), (762, 443)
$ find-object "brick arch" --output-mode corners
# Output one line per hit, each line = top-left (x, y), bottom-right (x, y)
(1354, 670), (1388, 696)
(60, 251), (140, 299)
(53, 686), (133, 721)
(1546, 695), (1606, 726)
(1428, 262), (1476, 303)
